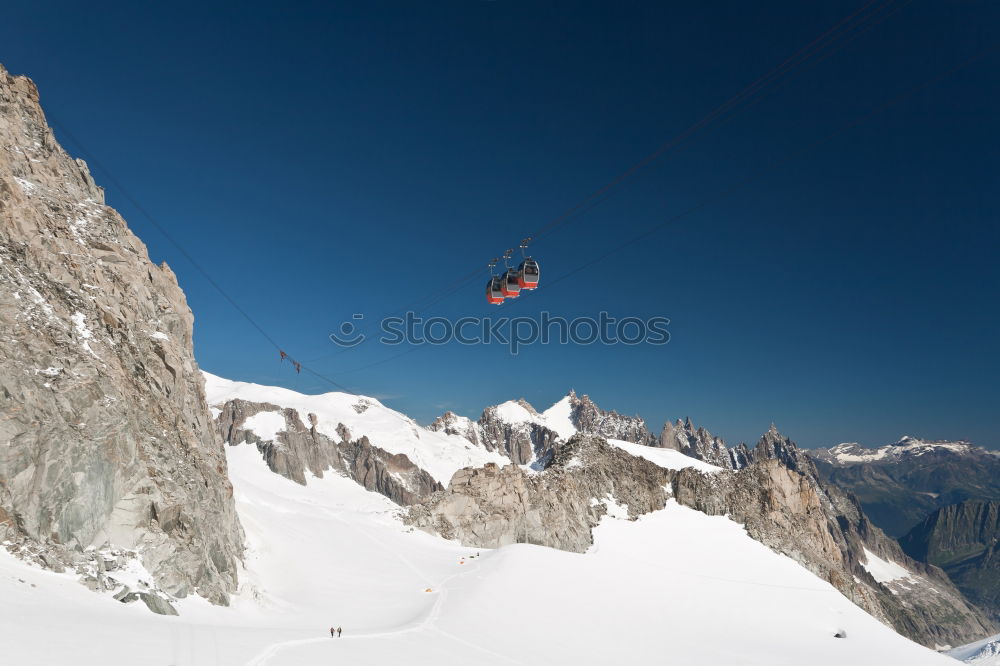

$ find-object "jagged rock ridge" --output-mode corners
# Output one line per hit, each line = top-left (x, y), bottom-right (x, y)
(659, 416), (737, 468)
(213, 398), (442, 505)
(431, 389), (653, 467)
(564, 390), (654, 445)
(0, 64), (243, 605)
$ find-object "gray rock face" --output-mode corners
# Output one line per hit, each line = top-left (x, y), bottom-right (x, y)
(406, 435), (671, 552)
(139, 592), (178, 616)
(657, 420), (812, 472)
(0, 64), (243, 604)
(565, 390), (654, 445)
(428, 411), (481, 446)
(476, 401), (561, 466)
(214, 398), (441, 505)
(900, 501), (1000, 622)
(658, 417), (733, 468)
(751, 424), (816, 474)
(431, 391), (653, 467)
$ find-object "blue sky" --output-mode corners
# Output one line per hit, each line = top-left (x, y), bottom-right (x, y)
(4, 1), (997, 448)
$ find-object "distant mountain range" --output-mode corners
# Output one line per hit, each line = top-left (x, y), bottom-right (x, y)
(808, 437), (1000, 538)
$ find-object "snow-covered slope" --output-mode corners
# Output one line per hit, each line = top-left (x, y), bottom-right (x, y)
(4, 440), (958, 665)
(204, 372), (508, 484)
(949, 633), (1000, 666)
(608, 437), (721, 473)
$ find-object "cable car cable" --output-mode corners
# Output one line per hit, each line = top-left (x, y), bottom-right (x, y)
(334, 39), (1000, 373)
(380, 0), (903, 315)
(318, 0), (900, 343)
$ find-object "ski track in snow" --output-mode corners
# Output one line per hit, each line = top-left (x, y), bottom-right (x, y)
(244, 552), (517, 666)
(238, 446), (515, 666)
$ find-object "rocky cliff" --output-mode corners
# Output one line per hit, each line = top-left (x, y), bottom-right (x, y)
(901, 501), (1000, 621)
(476, 400), (562, 466)
(658, 416), (735, 468)
(406, 436), (671, 551)
(564, 390), (653, 445)
(213, 398), (442, 505)
(0, 64), (243, 605)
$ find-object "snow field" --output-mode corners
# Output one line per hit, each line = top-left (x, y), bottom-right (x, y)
(4, 440), (956, 665)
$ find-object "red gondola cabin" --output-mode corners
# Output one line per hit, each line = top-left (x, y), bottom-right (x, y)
(486, 276), (505, 304)
(501, 269), (521, 298)
(517, 258), (539, 289)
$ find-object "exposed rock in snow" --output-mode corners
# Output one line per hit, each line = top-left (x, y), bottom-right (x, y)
(204, 372), (509, 484)
(476, 400), (561, 467)
(0, 63), (243, 605)
(562, 390), (653, 444)
(658, 416), (734, 468)
(212, 397), (443, 506)
(427, 410), (480, 446)
(432, 389), (652, 469)
(406, 435), (674, 552)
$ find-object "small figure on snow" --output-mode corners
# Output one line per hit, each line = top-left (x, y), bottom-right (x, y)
(330, 627), (335, 638)
(337, 626), (342, 638)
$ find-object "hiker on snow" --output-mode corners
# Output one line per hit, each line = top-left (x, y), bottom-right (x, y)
(337, 627), (342, 637)
(330, 627), (335, 638)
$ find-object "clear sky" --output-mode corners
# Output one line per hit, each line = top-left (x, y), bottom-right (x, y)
(4, 1), (997, 449)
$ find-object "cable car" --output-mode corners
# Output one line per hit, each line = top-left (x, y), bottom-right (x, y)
(501, 269), (521, 298)
(517, 258), (539, 289)
(486, 276), (505, 305)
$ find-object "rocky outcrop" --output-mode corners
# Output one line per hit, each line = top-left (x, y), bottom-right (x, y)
(657, 421), (816, 472)
(565, 390), (654, 445)
(901, 501), (1000, 621)
(432, 391), (652, 467)
(214, 398), (441, 505)
(658, 417), (734, 468)
(406, 435), (671, 551)
(751, 424), (816, 473)
(428, 411), (481, 446)
(0, 64), (243, 604)
(477, 401), (561, 466)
